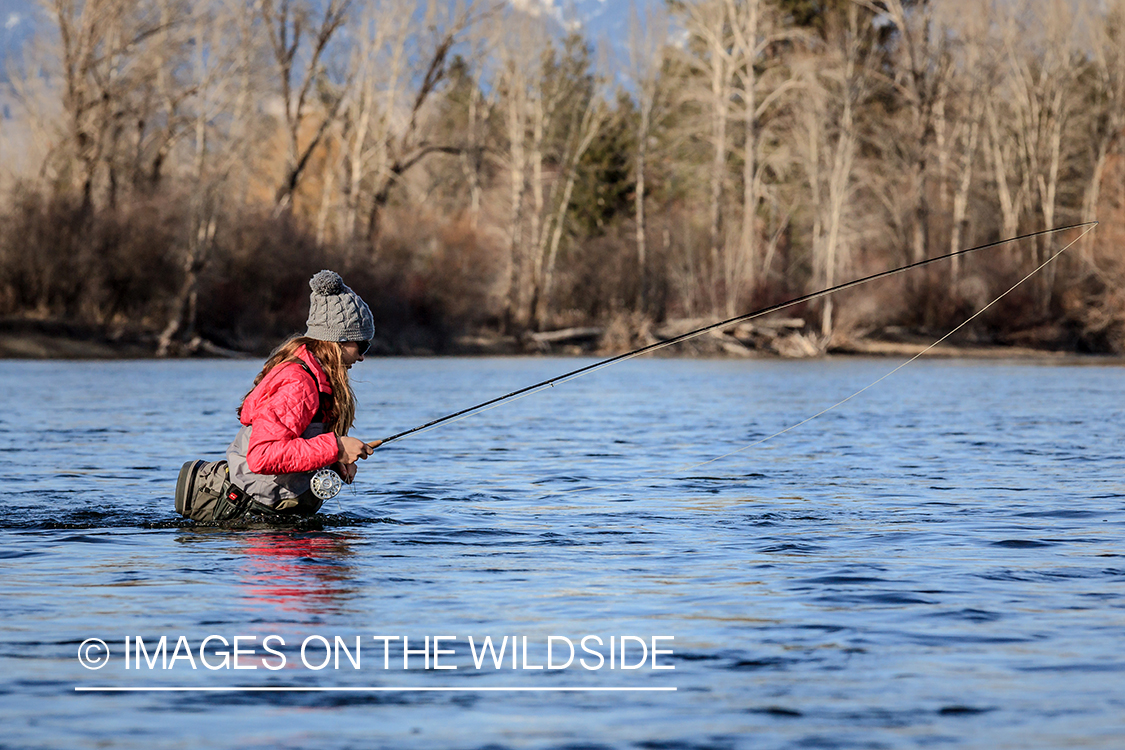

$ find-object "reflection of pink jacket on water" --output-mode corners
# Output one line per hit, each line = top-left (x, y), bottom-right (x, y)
(227, 345), (338, 505)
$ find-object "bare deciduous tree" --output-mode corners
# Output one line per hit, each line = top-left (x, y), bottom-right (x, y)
(795, 1), (876, 337)
(261, 0), (351, 212)
(678, 0), (735, 314)
(43, 0), (169, 212)
(158, 0), (252, 355)
(361, 1), (480, 241)
(626, 0), (670, 314)
(875, 0), (954, 267)
(998, 0), (1082, 304)
(529, 46), (609, 330)
(940, 0), (989, 281)
(1078, 0), (1125, 264)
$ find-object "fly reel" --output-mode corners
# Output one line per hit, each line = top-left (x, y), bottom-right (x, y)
(310, 468), (344, 500)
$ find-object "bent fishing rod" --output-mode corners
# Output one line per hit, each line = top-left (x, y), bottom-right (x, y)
(370, 221), (1096, 448)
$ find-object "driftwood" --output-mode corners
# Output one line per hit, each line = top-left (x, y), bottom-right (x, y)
(730, 317), (805, 337)
(186, 336), (247, 358)
(651, 316), (819, 358)
(527, 327), (604, 348)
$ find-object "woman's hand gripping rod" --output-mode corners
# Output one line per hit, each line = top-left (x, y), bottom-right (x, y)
(311, 439), (384, 500)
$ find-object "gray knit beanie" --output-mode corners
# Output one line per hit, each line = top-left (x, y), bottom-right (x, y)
(305, 270), (375, 342)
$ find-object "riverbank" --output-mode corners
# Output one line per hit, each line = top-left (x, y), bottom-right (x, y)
(0, 316), (1117, 361)
(0, 319), (158, 359)
(0, 318), (255, 359)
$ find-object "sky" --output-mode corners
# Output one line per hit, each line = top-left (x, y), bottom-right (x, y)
(0, 1), (35, 70)
(0, 0), (677, 89)
(0, 0), (666, 63)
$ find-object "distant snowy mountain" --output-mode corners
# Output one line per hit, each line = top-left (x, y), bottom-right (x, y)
(515, 0), (652, 46)
(512, 0), (668, 78)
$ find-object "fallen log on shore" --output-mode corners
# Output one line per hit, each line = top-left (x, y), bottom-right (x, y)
(527, 327), (604, 345)
(651, 316), (820, 358)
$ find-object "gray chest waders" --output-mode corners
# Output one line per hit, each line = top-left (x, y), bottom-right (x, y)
(174, 460), (251, 523)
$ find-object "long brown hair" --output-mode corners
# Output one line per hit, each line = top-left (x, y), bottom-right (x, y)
(238, 336), (357, 436)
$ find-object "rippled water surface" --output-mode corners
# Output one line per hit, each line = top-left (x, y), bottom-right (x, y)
(1, 356), (1123, 749)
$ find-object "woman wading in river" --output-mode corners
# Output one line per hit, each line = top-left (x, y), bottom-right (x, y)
(175, 270), (376, 523)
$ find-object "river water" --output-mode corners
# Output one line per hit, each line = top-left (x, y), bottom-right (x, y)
(1, 356), (1122, 749)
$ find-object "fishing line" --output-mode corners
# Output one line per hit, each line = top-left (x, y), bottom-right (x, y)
(548, 221), (1099, 495)
(375, 221), (1096, 447)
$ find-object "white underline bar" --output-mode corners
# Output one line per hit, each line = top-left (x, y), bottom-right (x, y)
(75, 686), (677, 692)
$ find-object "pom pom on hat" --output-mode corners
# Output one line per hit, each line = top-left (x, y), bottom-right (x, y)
(310, 270), (345, 296)
(304, 269), (375, 343)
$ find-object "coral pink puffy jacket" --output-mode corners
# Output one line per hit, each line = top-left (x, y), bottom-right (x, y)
(238, 345), (339, 474)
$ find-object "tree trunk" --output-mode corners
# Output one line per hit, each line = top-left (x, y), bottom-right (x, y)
(735, 0), (759, 319)
(708, 35), (729, 316)
(634, 115), (648, 313)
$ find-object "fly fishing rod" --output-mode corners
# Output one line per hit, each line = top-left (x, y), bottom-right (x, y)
(370, 221), (1095, 448)
(309, 221), (1094, 501)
